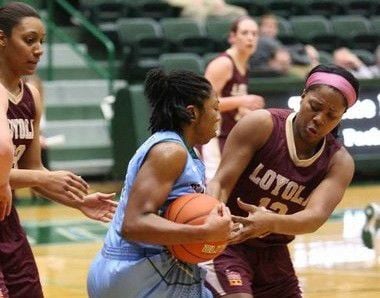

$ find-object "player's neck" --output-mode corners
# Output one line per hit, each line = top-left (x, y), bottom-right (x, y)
(227, 48), (249, 63)
(178, 131), (198, 159)
(0, 70), (21, 96)
(226, 48), (248, 75)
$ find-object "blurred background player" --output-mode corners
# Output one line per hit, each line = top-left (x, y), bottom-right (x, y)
(250, 14), (320, 77)
(201, 16), (265, 181)
(369, 45), (380, 78)
(333, 47), (373, 79)
(166, 0), (247, 24)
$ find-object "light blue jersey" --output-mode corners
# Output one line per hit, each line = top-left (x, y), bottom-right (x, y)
(87, 131), (212, 298)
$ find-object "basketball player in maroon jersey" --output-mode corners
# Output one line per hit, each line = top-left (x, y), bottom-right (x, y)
(201, 16), (264, 180)
(0, 84), (13, 222)
(204, 64), (359, 297)
(0, 2), (117, 297)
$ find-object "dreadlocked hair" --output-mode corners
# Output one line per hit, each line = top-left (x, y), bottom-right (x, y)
(144, 68), (212, 134)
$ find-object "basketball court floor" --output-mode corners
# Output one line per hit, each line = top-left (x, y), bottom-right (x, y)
(16, 182), (380, 298)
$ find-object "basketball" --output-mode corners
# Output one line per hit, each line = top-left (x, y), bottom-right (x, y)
(164, 193), (227, 264)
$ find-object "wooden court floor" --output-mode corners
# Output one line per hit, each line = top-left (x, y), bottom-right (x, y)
(16, 182), (380, 298)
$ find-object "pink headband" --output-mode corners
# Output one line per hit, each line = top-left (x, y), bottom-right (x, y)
(305, 72), (357, 108)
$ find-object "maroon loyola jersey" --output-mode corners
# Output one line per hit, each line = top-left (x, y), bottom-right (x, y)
(227, 109), (342, 247)
(218, 53), (248, 142)
(7, 82), (35, 169)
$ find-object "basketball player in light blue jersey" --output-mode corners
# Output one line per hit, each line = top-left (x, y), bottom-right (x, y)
(87, 69), (236, 298)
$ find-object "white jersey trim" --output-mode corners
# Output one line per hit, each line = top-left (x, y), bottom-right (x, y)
(285, 112), (326, 167)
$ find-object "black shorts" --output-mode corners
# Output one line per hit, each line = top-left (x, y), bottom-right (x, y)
(0, 205), (43, 298)
(204, 243), (302, 298)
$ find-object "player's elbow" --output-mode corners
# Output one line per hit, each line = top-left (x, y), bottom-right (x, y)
(0, 137), (13, 159)
(121, 221), (133, 240)
(304, 216), (327, 234)
(305, 224), (321, 234)
(121, 218), (141, 241)
(0, 141), (13, 177)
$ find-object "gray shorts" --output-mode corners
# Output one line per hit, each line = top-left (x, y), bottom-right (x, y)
(87, 249), (212, 298)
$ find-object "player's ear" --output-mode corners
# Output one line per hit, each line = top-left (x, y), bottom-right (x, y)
(301, 89), (307, 99)
(0, 30), (6, 47)
(186, 105), (197, 120)
(300, 89), (308, 105)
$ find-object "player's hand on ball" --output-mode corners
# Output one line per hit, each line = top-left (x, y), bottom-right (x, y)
(203, 203), (233, 243)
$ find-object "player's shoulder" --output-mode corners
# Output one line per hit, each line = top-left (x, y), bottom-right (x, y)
(206, 55), (234, 72)
(243, 109), (273, 127)
(233, 109), (274, 145)
(333, 146), (354, 168)
(24, 82), (41, 103)
(25, 81), (39, 95)
(149, 141), (187, 163)
(328, 145), (355, 183)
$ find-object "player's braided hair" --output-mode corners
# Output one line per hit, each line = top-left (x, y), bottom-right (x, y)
(145, 68), (212, 134)
(0, 2), (40, 37)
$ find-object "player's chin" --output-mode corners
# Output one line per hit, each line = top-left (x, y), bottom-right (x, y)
(24, 68), (37, 76)
(246, 46), (255, 55)
(210, 129), (218, 139)
(202, 132), (217, 144)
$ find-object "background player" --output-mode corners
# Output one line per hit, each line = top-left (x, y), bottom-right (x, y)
(202, 16), (265, 181)
(204, 64), (359, 297)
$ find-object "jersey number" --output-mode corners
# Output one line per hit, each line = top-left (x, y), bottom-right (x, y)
(13, 145), (26, 168)
(259, 197), (288, 215)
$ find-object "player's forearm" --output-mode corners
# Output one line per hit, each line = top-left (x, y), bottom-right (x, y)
(122, 213), (210, 245)
(218, 96), (246, 112)
(0, 147), (13, 186)
(207, 180), (223, 201)
(0, 128), (13, 186)
(13, 168), (88, 206)
(10, 168), (46, 189)
(31, 186), (79, 208)
(10, 169), (79, 206)
(207, 175), (236, 204)
(268, 211), (324, 235)
(10, 169), (79, 207)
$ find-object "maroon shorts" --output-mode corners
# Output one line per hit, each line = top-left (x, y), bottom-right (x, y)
(204, 244), (302, 298)
(0, 205), (43, 298)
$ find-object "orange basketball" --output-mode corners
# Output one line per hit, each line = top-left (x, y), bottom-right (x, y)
(164, 193), (227, 264)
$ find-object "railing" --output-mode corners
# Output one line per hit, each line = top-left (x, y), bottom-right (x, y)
(45, 0), (116, 94)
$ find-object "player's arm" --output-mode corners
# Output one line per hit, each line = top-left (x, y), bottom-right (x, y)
(10, 84), (88, 204)
(9, 84), (116, 222)
(270, 148), (354, 235)
(0, 85), (13, 220)
(207, 109), (273, 203)
(0, 86), (13, 187)
(205, 57), (233, 97)
(205, 57), (264, 112)
(235, 147), (354, 238)
(122, 142), (232, 245)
